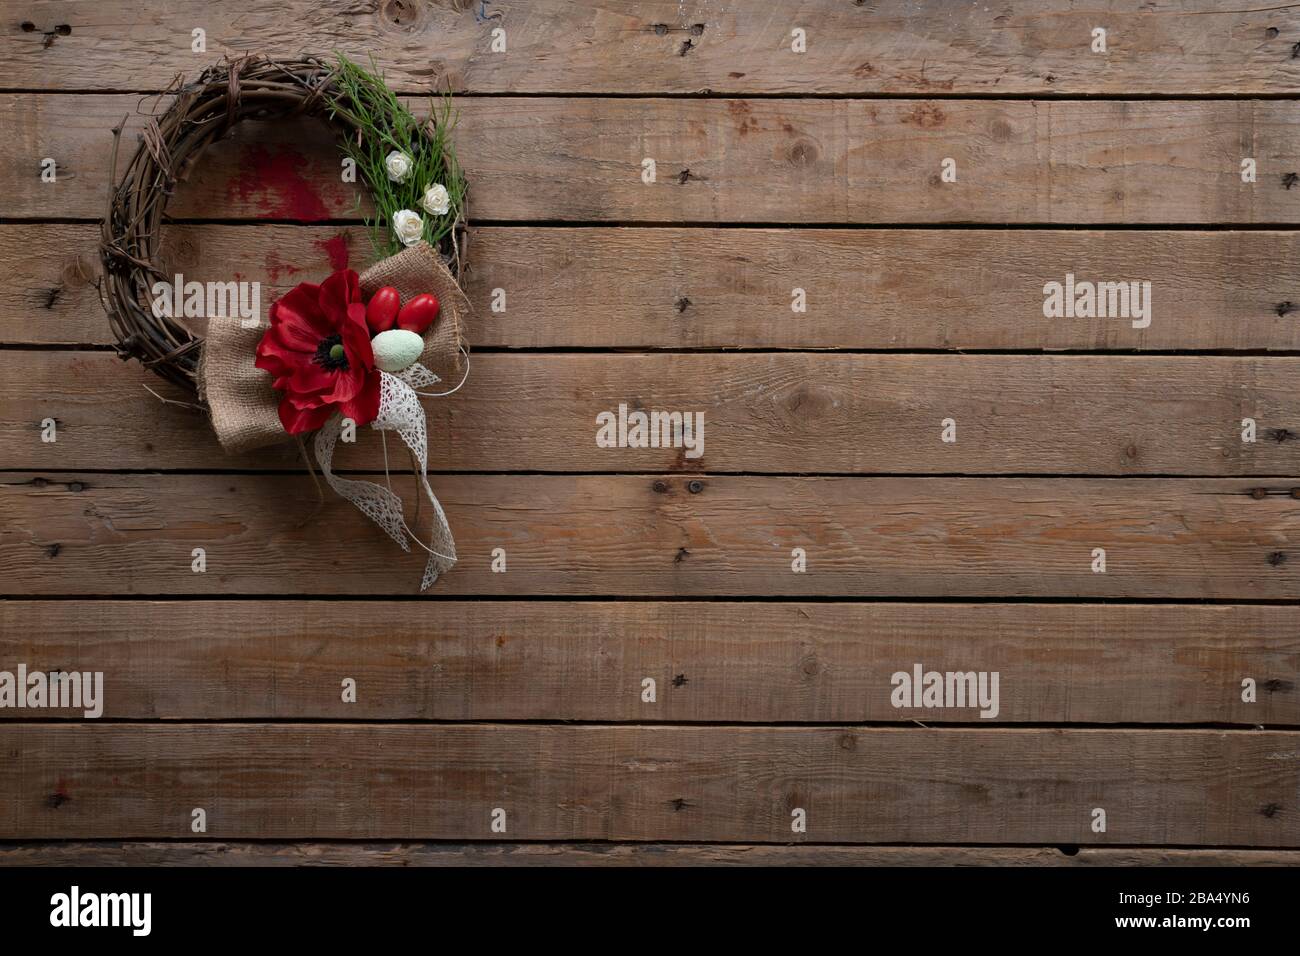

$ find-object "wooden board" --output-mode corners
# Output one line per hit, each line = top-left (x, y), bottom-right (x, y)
(1, 600), (1295, 724)
(7, 224), (1300, 351)
(3, 842), (1297, 867)
(8, 95), (1300, 224)
(3, 725), (1295, 844)
(3, 474), (1297, 597)
(3, 0), (1299, 869)
(7, 351), (1300, 474)
(1, 1), (1296, 95)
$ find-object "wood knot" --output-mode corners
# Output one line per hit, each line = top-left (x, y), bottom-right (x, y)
(1260, 802), (1283, 818)
(674, 296), (691, 313)
(1268, 551), (1287, 566)
(379, 0), (423, 31)
(1275, 301), (1295, 317)
(838, 733), (856, 751)
(671, 673), (689, 687)
(787, 139), (819, 166)
(799, 655), (820, 677)
(1283, 172), (1299, 190)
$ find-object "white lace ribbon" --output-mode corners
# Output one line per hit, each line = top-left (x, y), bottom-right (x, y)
(312, 364), (456, 590)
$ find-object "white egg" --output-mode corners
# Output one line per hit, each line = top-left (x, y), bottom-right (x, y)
(370, 329), (424, 372)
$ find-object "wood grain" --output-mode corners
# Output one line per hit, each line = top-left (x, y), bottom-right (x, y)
(1, 1), (1296, 95)
(2, 474), (1297, 597)
(7, 351), (1300, 474)
(7, 95), (1300, 223)
(1, 600), (1294, 724)
(3, 842), (1297, 867)
(2, 725), (1295, 843)
(7, 224), (1300, 351)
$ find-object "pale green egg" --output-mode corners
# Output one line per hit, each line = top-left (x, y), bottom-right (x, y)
(370, 328), (424, 372)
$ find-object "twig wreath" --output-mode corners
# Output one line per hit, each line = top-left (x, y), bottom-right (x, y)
(99, 54), (472, 589)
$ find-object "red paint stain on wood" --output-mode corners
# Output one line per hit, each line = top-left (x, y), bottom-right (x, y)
(229, 145), (331, 221)
(316, 233), (351, 271)
(265, 250), (303, 282)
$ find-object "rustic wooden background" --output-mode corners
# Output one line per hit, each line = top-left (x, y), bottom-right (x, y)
(1, 0), (1298, 866)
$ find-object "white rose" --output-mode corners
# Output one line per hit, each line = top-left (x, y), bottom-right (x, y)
(384, 150), (414, 183)
(420, 183), (451, 217)
(391, 209), (424, 247)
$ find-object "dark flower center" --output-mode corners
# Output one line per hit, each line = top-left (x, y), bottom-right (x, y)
(314, 334), (349, 371)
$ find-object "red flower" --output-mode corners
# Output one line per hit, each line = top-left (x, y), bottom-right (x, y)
(254, 269), (382, 434)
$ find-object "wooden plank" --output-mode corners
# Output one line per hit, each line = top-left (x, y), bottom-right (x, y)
(1, 474), (1297, 597)
(1, 1), (1296, 95)
(6, 351), (1300, 475)
(3, 842), (1298, 867)
(7, 224), (1300, 351)
(1, 725), (1294, 843)
(1, 601), (1294, 724)
(8, 95), (1300, 224)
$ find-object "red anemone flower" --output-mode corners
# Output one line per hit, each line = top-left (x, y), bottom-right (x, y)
(254, 269), (382, 434)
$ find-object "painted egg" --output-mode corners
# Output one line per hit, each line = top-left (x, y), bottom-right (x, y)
(370, 328), (424, 372)
(365, 286), (401, 334)
(396, 293), (440, 334)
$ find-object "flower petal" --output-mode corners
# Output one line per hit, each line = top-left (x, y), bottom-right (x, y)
(317, 269), (362, 329)
(268, 283), (329, 350)
(338, 371), (382, 427)
(277, 396), (334, 435)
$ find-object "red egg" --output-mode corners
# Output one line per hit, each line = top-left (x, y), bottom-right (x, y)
(365, 286), (401, 334)
(396, 293), (440, 334)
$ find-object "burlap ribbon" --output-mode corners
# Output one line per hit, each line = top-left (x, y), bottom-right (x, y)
(196, 241), (468, 586)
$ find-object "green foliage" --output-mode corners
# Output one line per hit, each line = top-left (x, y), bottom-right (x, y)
(325, 53), (466, 258)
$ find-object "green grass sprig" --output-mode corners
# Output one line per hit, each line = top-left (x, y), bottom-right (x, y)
(325, 54), (467, 259)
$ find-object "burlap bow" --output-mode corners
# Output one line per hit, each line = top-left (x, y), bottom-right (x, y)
(196, 241), (468, 587)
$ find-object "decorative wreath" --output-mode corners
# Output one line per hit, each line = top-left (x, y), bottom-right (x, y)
(99, 55), (472, 589)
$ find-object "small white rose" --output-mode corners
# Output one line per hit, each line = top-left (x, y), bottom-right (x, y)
(384, 150), (414, 183)
(420, 183), (451, 217)
(391, 209), (424, 247)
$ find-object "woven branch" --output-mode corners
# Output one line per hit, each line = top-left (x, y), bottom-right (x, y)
(99, 55), (468, 396)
